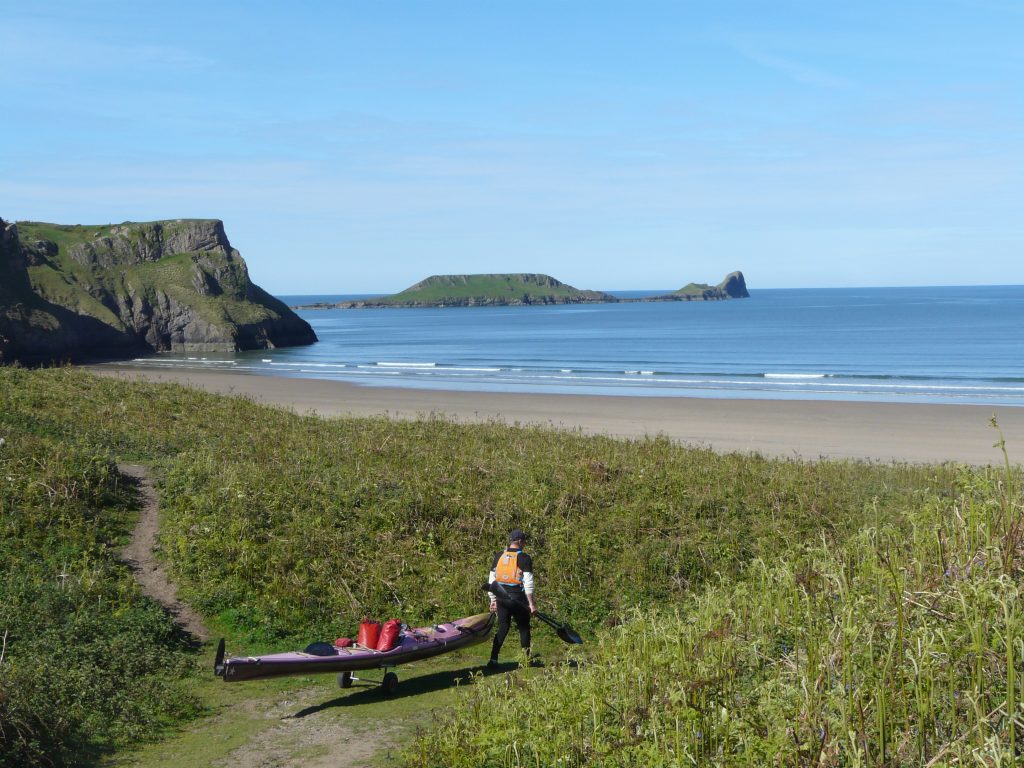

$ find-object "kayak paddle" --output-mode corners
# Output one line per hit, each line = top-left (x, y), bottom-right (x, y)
(482, 582), (584, 644)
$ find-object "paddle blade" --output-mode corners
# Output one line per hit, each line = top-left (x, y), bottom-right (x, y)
(214, 638), (226, 676)
(557, 625), (584, 645)
(536, 611), (584, 644)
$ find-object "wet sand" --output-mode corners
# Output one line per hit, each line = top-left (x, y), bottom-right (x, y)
(90, 366), (1024, 466)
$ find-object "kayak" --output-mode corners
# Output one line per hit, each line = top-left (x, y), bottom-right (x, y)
(214, 612), (495, 685)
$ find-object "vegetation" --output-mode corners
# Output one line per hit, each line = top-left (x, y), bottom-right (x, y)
(411, 440), (1023, 766)
(377, 273), (611, 304)
(676, 281), (713, 295)
(0, 366), (1016, 766)
(15, 220), (215, 256)
(0, 418), (197, 766)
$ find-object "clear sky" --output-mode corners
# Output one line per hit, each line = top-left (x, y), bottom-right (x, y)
(2, 1), (1021, 294)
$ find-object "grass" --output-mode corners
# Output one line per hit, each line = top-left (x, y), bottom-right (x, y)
(410, 441), (1023, 766)
(675, 281), (712, 295)
(0, 425), (198, 766)
(0, 365), (1012, 766)
(382, 274), (605, 303)
(15, 221), (220, 256)
(106, 643), (515, 768)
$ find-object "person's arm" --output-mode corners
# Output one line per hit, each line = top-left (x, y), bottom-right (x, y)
(487, 556), (498, 611)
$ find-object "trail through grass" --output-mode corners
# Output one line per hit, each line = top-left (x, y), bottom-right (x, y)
(1, 366), (1011, 766)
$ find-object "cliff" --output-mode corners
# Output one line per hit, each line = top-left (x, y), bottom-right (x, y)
(1, 218), (316, 363)
(647, 270), (749, 302)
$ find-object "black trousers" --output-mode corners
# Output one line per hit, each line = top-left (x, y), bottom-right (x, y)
(491, 598), (531, 659)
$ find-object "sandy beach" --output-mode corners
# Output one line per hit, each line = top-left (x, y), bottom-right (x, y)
(90, 366), (1024, 466)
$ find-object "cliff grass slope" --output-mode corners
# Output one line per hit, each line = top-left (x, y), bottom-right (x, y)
(340, 273), (617, 307)
(1, 217), (316, 363)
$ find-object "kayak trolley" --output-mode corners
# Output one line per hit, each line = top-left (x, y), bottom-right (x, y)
(338, 665), (399, 694)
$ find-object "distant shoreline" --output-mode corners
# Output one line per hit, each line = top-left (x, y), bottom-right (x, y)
(89, 365), (1024, 466)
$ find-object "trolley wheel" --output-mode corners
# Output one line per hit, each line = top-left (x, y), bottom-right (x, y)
(381, 671), (399, 695)
(337, 671), (353, 689)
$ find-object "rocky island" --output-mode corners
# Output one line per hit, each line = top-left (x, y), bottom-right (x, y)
(0, 217), (316, 364)
(293, 271), (748, 309)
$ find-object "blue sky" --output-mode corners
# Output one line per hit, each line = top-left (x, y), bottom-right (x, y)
(2, 1), (1021, 294)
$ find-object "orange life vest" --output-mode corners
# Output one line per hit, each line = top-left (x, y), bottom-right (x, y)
(495, 548), (524, 586)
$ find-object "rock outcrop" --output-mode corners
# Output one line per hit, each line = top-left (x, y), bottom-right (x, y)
(1, 218), (316, 363)
(643, 271), (749, 302)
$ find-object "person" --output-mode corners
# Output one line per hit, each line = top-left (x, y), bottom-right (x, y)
(486, 528), (537, 668)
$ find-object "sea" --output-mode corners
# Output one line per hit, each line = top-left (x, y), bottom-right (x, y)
(114, 286), (1024, 407)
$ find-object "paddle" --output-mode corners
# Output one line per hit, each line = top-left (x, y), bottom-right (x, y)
(482, 582), (584, 644)
(214, 638), (226, 677)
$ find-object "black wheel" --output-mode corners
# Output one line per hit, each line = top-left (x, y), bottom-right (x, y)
(337, 671), (353, 689)
(381, 671), (398, 695)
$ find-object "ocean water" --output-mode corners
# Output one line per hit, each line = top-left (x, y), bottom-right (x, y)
(117, 286), (1024, 406)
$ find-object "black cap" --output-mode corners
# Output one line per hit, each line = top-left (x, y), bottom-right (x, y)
(508, 529), (527, 543)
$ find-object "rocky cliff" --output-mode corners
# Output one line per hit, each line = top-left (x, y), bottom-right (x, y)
(1, 218), (316, 363)
(647, 271), (749, 302)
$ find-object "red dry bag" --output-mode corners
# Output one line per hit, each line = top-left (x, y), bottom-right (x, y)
(334, 637), (353, 648)
(377, 619), (402, 651)
(357, 619), (381, 648)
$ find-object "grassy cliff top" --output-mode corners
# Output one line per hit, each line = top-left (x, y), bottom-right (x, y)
(16, 219), (222, 257)
(382, 273), (605, 303)
(674, 281), (712, 295)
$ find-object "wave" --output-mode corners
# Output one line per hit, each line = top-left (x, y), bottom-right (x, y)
(113, 353), (1024, 406)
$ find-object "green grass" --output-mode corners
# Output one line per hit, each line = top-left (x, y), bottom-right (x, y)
(1, 366), (1011, 766)
(410, 443), (1023, 766)
(0, 427), (198, 766)
(675, 281), (712, 295)
(16, 220), (220, 257)
(15, 222), (120, 255)
(382, 274), (604, 303)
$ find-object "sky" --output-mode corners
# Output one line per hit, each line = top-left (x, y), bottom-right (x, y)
(1, 1), (1022, 294)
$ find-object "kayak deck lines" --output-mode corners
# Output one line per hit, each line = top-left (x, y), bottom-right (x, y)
(214, 612), (495, 694)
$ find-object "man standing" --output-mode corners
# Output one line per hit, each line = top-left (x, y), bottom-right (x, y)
(486, 529), (537, 668)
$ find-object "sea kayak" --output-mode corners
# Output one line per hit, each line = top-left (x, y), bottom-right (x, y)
(214, 612), (495, 684)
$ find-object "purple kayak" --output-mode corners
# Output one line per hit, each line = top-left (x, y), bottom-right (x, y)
(214, 612), (495, 691)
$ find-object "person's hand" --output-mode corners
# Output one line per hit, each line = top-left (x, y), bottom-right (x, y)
(528, 598), (537, 615)
(489, 602), (497, 613)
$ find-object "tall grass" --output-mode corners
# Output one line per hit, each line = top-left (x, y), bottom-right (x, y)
(410, 447), (1023, 766)
(0, 430), (197, 767)
(0, 366), (1000, 766)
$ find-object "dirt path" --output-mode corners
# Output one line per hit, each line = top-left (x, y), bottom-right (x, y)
(118, 463), (209, 644)
(116, 463), (400, 768)
(212, 685), (399, 768)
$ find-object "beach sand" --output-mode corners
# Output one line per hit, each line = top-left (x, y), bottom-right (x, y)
(90, 366), (1024, 466)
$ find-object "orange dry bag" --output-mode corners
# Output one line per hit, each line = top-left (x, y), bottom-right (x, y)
(377, 619), (402, 651)
(357, 619), (381, 648)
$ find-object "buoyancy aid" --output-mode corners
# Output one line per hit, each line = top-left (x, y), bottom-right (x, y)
(495, 548), (524, 586)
